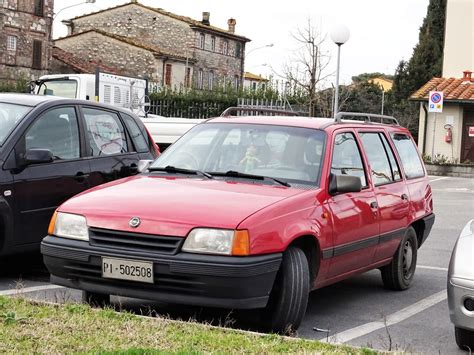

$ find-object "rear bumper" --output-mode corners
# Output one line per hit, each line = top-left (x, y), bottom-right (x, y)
(41, 236), (282, 309)
(420, 213), (435, 247)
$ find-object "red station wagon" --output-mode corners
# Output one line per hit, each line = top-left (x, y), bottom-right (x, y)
(42, 110), (435, 333)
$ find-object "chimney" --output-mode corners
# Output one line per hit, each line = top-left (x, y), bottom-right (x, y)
(202, 12), (210, 26)
(462, 70), (473, 82)
(227, 18), (236, 33)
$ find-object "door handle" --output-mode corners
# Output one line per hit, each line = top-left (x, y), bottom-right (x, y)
(370, 201), (378, 209)
(74, 172), (89, 183)
(401, 194), (409, 201)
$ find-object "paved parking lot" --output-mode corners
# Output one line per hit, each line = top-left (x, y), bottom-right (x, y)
(1, 176), (472, 353)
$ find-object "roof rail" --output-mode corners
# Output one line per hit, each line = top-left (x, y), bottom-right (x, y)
(221, 106), (300, 117)
(335, 112), (399, 125)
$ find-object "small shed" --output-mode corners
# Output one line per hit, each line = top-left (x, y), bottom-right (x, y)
(411, 70), (474, 164)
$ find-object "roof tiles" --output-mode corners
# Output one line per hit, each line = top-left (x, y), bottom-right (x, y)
(411, 75), (474, 102)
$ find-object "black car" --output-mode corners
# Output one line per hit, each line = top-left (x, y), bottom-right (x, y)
(0, 93), (159, 256)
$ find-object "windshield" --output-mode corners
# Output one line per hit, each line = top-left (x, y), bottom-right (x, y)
(151, 123), (326, 185)
(37, 79), (78, 99)
(0, 103), (31, 146)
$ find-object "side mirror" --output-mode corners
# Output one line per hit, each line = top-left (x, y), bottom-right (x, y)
(23, 148), (54, 165)
(137, 159), (153, 173)
(329, 173), (362, 195)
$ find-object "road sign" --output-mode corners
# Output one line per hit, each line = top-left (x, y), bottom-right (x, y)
(429, 91), (444, 113)
(469, 126), (474, 137)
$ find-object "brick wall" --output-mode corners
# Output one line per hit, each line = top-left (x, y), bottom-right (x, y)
(0, 0), (53, 81)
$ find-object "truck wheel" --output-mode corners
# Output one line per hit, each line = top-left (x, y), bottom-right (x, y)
(261, 246), (310, 334)
(82, 291), (110, 307)
(455, 326), (474, 350)
(381, 226), (418, 290)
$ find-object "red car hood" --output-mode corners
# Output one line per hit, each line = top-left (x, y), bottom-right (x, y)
(59, 175), (305, 236)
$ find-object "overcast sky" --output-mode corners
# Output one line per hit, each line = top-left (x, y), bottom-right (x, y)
(53, 0), (429, 85)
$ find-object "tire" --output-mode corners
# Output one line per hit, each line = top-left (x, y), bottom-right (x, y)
(381, 226), (418, 290)
(82, 291), (110, 307)
(261, 246), (310, 334)
(455, 326), (474, 351)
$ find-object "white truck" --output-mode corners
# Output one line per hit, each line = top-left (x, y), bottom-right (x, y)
(33, 71), (204, 150)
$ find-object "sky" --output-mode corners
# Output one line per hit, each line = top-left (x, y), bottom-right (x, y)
(53, 0), (430, 86)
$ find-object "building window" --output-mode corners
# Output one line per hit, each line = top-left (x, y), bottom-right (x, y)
(208, 71), (214, 90)
(7, 36), (17, 51)
(252, 82), (257, 91)
(222, 40), (228, 55)
(165, 64), (172, 87)
(211, 36), (216, 52)
(32, 40), (42, 69)
(236, 43), (242, 58)
(199, 33), (205, 50)
(185, 67), (192, 88)
(34, 0), (44, 17)
(197, 69), (204, 89)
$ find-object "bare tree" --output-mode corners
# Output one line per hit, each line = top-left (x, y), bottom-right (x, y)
(281, 19), (332, 117)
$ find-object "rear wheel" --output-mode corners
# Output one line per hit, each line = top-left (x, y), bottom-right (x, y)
(381, 227), (418, 290)
(261, 246), (310, 334)
(82, 291), (110, 307)
(455, 326), (474, 350)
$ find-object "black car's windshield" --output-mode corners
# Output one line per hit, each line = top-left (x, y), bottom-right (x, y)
(0, 103), (31, 146)
(151, 122), (326, 185)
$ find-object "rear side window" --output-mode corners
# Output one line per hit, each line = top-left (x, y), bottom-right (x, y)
(390, 133), (425, 179)
(331, 132), (367, 187)
(379, 133), (402, 181)
(83, 108), (128, 156)
(359, 132), (398, 185)
(121, 113), (149, 153)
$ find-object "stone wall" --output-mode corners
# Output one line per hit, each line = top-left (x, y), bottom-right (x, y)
(0, 0), (53, 81)
(55, 32), (161, 80)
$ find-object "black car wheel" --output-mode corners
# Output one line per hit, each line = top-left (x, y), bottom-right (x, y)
(261, 246), (310, 334)
(82, 291), (110, 307)
(455, 326), (474, 351)
(381, 226), (418, 290)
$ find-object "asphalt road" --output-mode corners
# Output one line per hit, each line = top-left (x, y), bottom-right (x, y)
(1, 176), (473, 353)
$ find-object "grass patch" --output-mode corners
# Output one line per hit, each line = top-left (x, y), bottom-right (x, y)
(0, 296), (377, 354)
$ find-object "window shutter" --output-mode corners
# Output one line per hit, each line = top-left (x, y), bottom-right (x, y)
(34, 0), (44, 17)
(165, 64), (172, 86)
(32, 40), (42, 69)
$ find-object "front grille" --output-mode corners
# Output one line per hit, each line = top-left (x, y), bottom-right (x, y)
(89, 228), (184, 255)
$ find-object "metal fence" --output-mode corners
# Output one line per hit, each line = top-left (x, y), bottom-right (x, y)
(148, 99), (229, 118)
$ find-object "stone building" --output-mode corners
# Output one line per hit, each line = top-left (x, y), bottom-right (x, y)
(57, 1), (250, 90)
(0, 0), (53, 82)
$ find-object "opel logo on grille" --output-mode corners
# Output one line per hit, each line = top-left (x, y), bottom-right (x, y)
(129, 217), (141, 228)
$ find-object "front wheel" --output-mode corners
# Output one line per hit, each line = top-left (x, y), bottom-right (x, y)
(261, 246), (310, 334)
(455, 326), (474, 350)
(381, 226), (418, 290)
(82, 291), (110, 307)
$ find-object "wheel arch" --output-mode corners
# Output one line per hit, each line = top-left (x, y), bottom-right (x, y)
(411, 218), (425, 249)
(287, 234), (320, 286)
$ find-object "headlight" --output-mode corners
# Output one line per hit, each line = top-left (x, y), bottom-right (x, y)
(182, 229), (249, 256)
(48, 212), (89, 241)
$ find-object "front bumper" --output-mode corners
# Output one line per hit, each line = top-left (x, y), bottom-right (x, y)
(448, 278), (474, 331)
(41, 236), (282, 309)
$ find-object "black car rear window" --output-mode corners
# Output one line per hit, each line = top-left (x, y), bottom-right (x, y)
(122, 113), (150, 153)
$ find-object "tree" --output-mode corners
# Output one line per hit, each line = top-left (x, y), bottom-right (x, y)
(280, 19), (332, 117)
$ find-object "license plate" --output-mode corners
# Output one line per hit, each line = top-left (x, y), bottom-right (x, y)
(102, 257), (153, 284)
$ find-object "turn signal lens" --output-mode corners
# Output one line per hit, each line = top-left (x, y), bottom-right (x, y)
(48, 211), (58, 235)
(232, 230), (250, 256)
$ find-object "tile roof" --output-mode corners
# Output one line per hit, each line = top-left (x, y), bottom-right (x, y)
(411, 76), (474, 102)
(55, 29), (191, 62)
(69, 1), (250, 42)
(244, 72), (268, 81)
(52, 46), (119, 74)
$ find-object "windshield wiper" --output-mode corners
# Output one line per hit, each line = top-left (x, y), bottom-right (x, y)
(148, 165), (213, 179)
(210, 170), (290, 187)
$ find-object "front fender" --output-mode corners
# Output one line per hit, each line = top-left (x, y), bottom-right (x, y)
(0, 196), (14, 255)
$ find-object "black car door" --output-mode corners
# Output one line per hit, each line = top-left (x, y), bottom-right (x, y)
(10, 105), (91, 246)
(79, 106), (142, 188)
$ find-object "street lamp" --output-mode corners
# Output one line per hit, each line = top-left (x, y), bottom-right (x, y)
(53, 0), (96, 20)
(330, 24), (350, 118)
(245, 43), (274, 58)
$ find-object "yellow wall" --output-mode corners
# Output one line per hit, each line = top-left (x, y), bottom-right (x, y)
(418, 103), (464, 162)
(369, 78), (393, 92)
(443, 0), (474, 77)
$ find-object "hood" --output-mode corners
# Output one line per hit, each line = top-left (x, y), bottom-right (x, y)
(59, 175), (305, 236)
